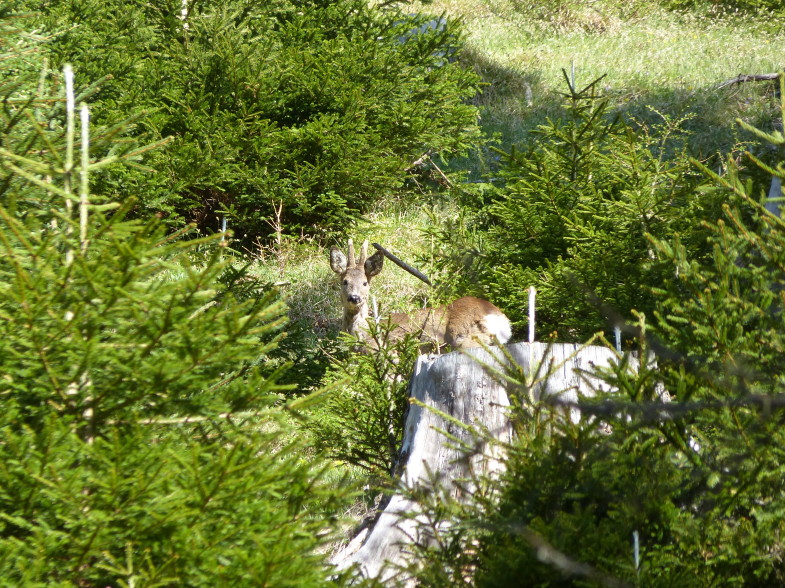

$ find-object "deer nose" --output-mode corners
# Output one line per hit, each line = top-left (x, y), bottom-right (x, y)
(347, 294), (361, 305)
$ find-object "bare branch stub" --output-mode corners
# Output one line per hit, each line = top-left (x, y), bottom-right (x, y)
(371, 242), (432, 286)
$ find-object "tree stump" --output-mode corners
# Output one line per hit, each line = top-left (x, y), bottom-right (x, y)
(330, 341), (624, 584)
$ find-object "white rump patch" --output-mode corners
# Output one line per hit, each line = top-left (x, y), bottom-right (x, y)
(485, 313), (512, 344)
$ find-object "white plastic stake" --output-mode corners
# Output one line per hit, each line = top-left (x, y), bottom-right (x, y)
(64, 65), (75, 266)
(180, 0), (190, 30)
(528, 286), (536, 344)
(528, 287), (536, 384)
(571, 60), (576, 89)
(371, 295), (379, 326)
(79, 103), (90, 252)
(64, 65), (74, 175)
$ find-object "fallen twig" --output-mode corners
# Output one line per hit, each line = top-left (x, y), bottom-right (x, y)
(716, 72), (780, 90)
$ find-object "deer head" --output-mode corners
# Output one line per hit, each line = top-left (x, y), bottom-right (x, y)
(330, 239), (384, 337)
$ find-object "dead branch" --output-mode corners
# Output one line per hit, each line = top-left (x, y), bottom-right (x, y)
(407, 149), (434, 170)
(406, 150), (454, 189)
(566, 392), (785, 422)
(372, 242), (432, 286)
(716, 72), (780, 90)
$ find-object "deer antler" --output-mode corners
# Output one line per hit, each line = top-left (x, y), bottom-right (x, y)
(346, 239), (370, 267)
(359, 240), (369, 265)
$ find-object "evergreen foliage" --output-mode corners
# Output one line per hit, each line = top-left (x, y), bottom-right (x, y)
(427, 74), (710, 342)
(14, 0), (483, 240)
(653, 154), (785, 395)
(401, 77), (785, 586)
(307, 326), (420, 476)
(0, 26), (347, 586)
(7, 2), (785, 585)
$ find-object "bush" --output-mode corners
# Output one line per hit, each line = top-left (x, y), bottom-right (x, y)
(0, 27), (348, 586)
(16, 0), (483, 240)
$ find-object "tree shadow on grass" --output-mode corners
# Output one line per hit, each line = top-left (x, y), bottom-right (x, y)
(453, 45), (781, 176)
(614, 77), (781, 164)
(267, 272), (347, 394)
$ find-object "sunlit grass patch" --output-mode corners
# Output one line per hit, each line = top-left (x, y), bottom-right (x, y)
(419, 0), (785, 158)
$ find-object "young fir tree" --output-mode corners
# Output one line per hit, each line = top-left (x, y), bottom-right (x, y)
(0, 25), (349, 587)
(307, 326), (420, 478)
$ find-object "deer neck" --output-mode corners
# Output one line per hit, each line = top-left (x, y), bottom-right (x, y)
(343, 304), (370, 338)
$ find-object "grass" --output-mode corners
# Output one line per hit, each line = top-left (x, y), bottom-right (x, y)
(419, 0), (785, 160)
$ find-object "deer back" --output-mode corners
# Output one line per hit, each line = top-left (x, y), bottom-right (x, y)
(442, 296), (511, 349)
(383, 296), (511, 352)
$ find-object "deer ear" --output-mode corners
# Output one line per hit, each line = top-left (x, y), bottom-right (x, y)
(365, 250), (384, 278)
(330, 247), (347, 274)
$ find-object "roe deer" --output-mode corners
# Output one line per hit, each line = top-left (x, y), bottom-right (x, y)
(329, 239), (512, 351)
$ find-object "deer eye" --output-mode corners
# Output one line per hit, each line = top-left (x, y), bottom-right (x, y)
(363, 281), (368, 286)
(343, 279), (348, 285)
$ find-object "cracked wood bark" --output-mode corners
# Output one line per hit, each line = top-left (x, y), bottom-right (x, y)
(330, 341), (622, 584)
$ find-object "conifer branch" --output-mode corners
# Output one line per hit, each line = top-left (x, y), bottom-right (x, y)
(0, 148), (62, 174)
(561, 393), (785, 422)
(0, 160), (72, 198)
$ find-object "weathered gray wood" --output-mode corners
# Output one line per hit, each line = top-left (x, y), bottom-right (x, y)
(715, 72), (780, 90)
(508, 341), (621, 422)
(330, 341), (629, 584)
(766, 174), (783, 218)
